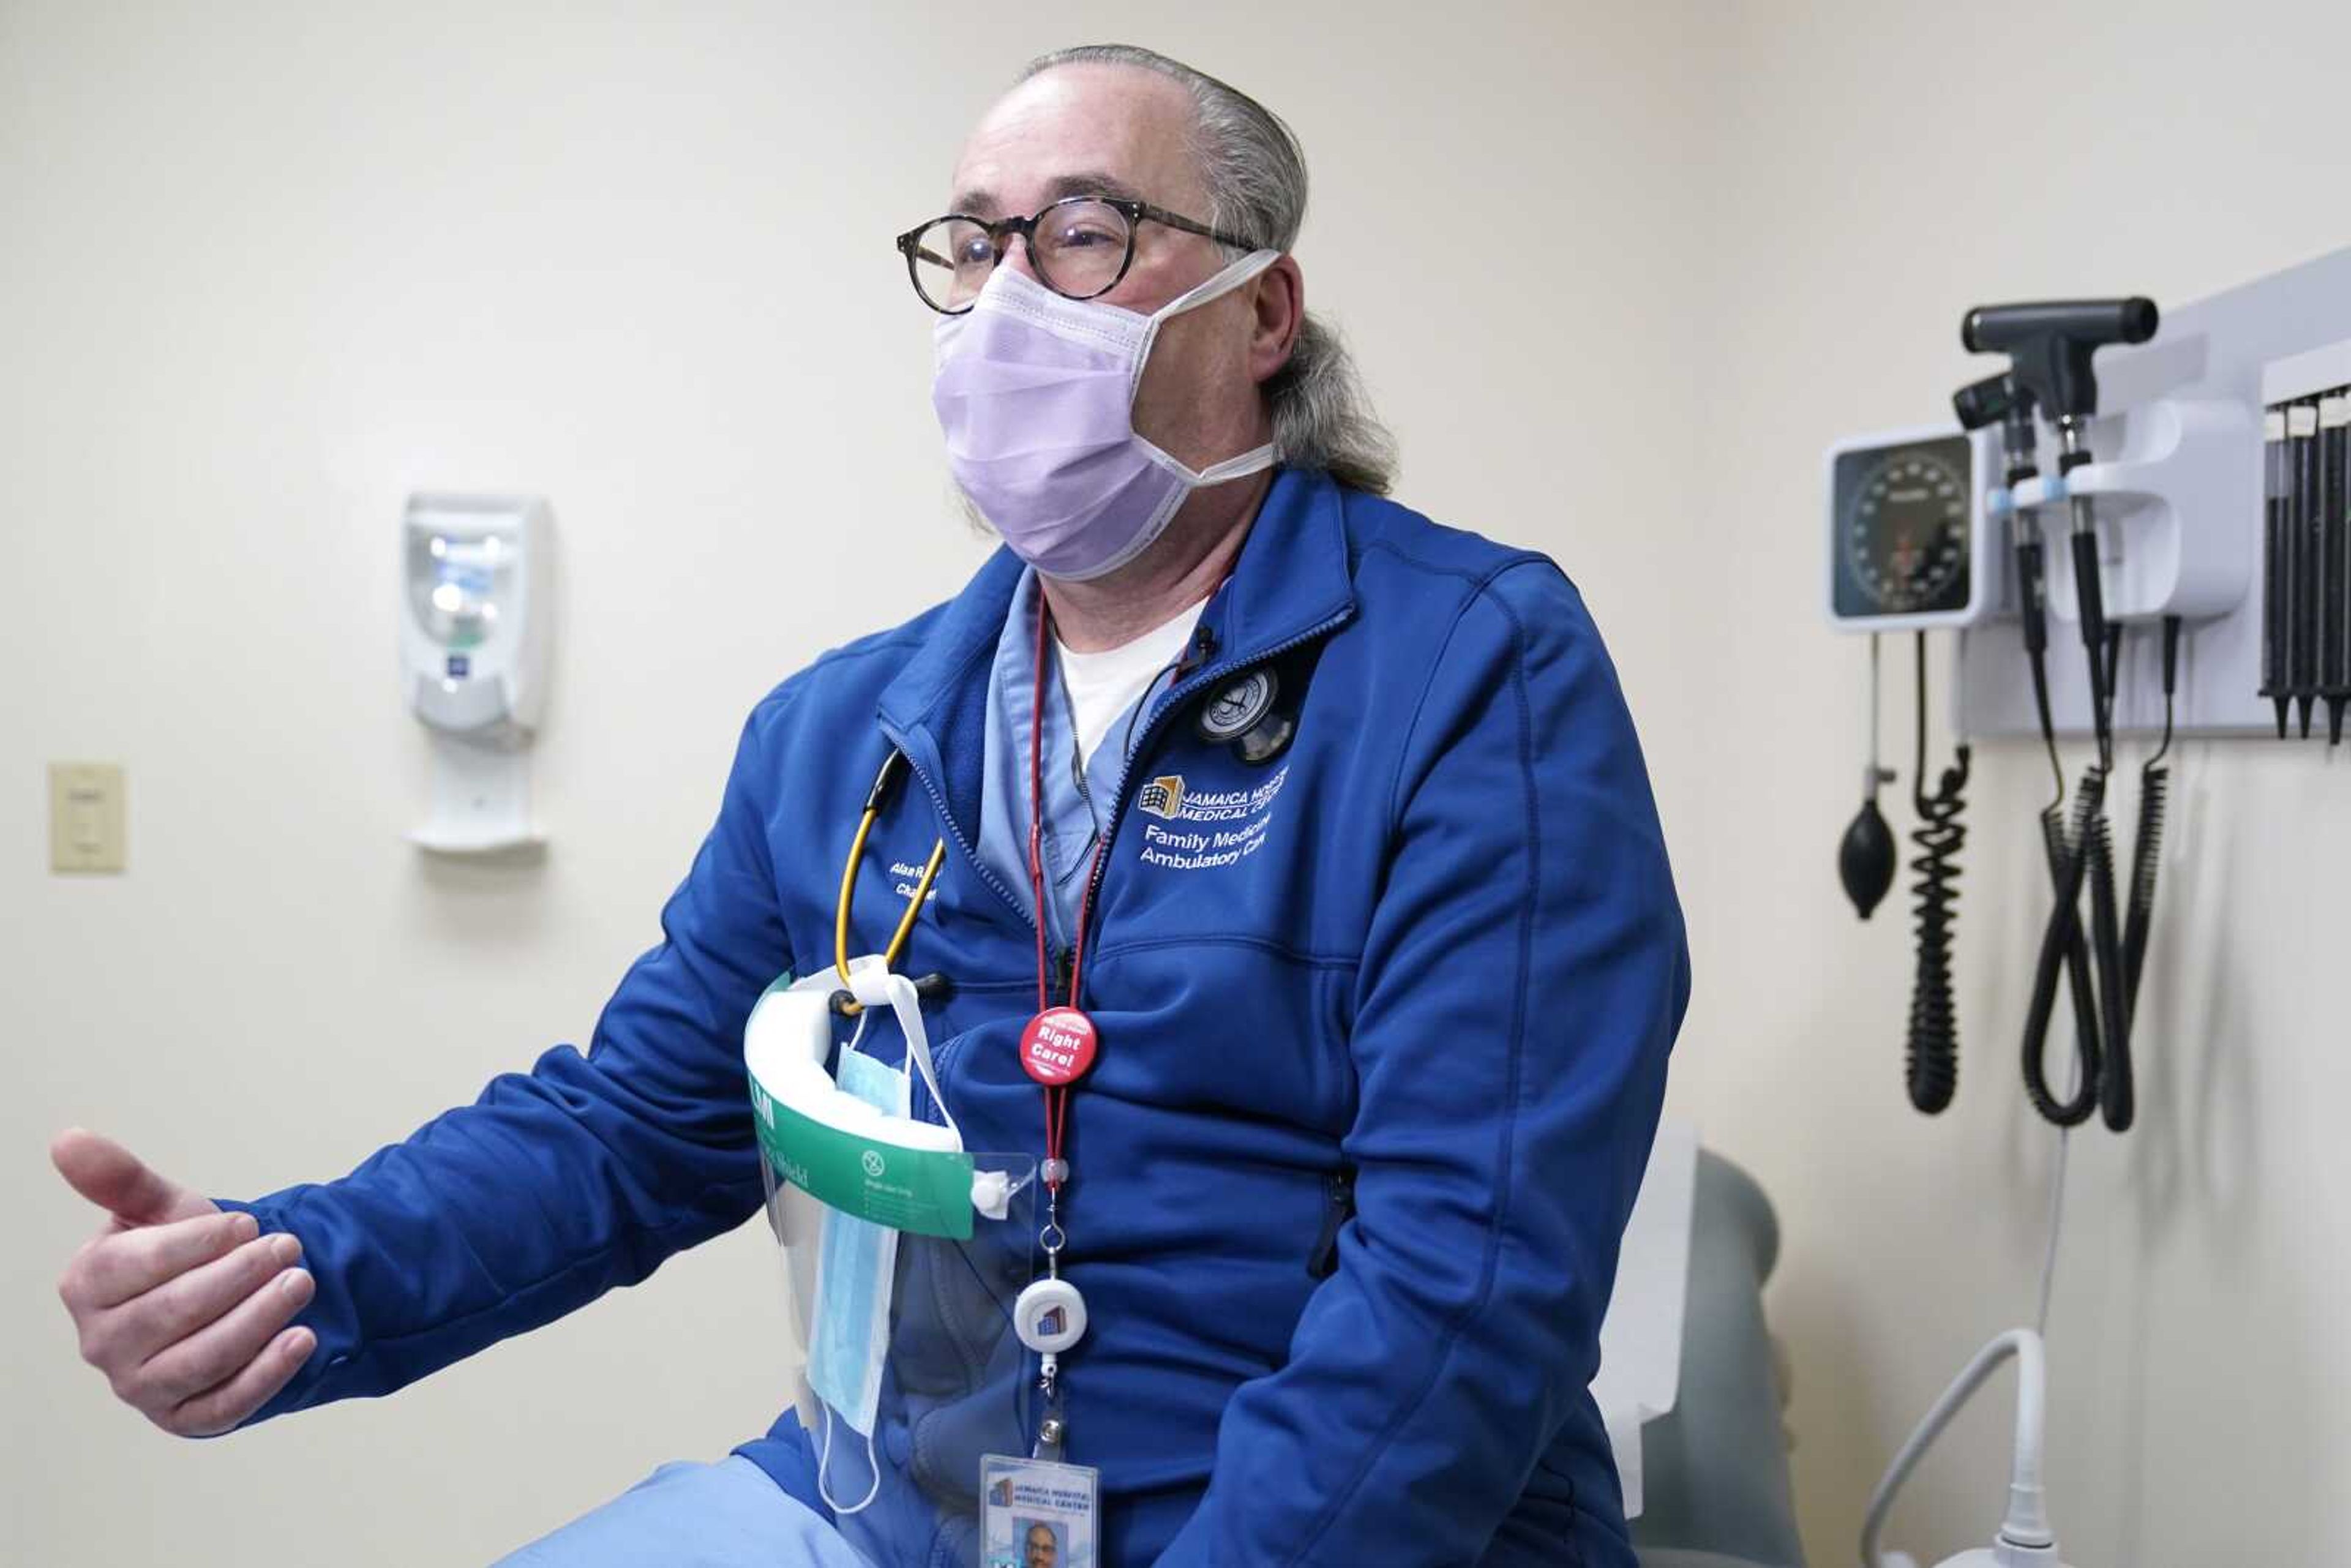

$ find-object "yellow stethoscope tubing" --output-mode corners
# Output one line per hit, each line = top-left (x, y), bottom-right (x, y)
(833, 752), (946, 1015)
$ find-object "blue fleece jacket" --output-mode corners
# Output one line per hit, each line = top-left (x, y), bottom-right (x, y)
(223, 468), (1689, 1567)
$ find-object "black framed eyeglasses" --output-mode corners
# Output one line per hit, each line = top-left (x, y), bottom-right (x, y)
(893, 195), (1259, 315)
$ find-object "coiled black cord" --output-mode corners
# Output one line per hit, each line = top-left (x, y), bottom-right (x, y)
(2081, 775), (2133, 1131)
(2121, 619), (2180, 1006)
(1907, 632), (1970, 1115)
(2122, 769), (2169, 1000)
(2102, 770), (2165, 1131)
(2021, 782), (2103, 1126)
(2107, 618), (2180, 1131)
(2013, 531), (2104, 1125)
(2022, 760), (2134, 1130)
(2018, 619), (2178, 1133)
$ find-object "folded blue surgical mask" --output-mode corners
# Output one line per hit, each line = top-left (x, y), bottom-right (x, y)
(808, 1035), (906, 1514)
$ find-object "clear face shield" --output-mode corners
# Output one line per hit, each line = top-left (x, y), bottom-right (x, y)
(747, 962), (1040, 1565)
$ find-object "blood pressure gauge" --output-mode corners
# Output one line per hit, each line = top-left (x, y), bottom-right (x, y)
(1824, 427), (2000, 630)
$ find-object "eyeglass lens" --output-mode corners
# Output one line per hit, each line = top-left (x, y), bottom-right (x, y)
(909, 198), (1133, 311)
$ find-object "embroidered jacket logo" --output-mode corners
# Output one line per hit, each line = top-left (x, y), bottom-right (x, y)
(1138, 775), (1187, 820)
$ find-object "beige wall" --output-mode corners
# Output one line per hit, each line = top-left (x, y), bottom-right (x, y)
(1682, 4), (2351, 1562)
(10, 2), (2347, 1564)
(1, 4), (1713, 1563)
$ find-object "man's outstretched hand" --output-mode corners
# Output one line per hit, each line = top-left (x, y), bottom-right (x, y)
(51, 1128), (315, 1436)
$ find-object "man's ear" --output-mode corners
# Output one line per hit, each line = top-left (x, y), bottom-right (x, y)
(1250, 255), (1305, 384)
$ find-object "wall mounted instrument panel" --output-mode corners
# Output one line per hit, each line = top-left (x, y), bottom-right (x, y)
(1826, 243), (2351, 741)
(1818, 253), (2351, 1144)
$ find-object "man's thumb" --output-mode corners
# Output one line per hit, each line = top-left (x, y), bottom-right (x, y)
(50, 1128), (214, 1225)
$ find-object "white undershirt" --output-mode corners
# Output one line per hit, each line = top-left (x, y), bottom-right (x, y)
(1053, 597), (1209, 768)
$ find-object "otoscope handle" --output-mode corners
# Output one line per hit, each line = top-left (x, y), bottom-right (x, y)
(2017, 537), (2049, 658)
(2069, 527), (2109, 666)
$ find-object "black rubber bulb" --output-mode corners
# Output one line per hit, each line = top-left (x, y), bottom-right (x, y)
(1840, 797), (1898, 919)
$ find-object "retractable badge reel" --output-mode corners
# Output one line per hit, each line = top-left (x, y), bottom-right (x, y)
(1015, 1007), (1096, 1382)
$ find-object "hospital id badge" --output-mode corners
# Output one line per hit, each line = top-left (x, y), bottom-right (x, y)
(979, 1454), (1098, 1568)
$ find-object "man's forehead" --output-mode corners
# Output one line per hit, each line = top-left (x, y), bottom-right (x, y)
(950, 64), (1203, 216)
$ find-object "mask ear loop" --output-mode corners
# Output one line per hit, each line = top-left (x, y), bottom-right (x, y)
(817, 1401), (883, 1517)
(839, 1006), (871, 1060)
(1187, 444), (1281, 486)
(1127, 248), (1284, 405)
(1152, 246), (1283, 321)
(845, 961), (962, 1149)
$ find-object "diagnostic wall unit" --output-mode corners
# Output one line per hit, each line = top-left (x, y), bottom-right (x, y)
(1944, 247), (2351, 739)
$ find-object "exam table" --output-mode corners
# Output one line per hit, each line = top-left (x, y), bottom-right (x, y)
(1627, 1148), (1805, 1568)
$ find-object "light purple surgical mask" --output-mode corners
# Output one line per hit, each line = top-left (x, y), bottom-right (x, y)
(931, 248), (1283, 582)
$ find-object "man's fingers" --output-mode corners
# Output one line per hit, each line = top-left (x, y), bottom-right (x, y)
(161, 1326), (315, 1439)
(49, 1128), (307, 1438)
(129, 1260), (313, 1410)
(68, 1211), (259, 1311)
(88, 1232), (299, 1370)
(51, 1129), (215, 1226)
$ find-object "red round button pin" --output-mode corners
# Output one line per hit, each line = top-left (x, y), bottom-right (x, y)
(1019, 1007), (1099, 1087)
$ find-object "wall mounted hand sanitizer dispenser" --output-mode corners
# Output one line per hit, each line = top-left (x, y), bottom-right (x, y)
(401, 493), (553, 853)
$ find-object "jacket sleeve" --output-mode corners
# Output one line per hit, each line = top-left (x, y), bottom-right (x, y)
(219, 695), (797, 1422)
(1156, 561), (1690, 1565)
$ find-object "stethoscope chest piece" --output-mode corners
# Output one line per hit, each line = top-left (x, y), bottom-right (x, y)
(1196, 665), (1296, 764)
(1197, 668), (1278, 742)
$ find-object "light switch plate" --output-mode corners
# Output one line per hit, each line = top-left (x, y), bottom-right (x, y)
(50, 762), (126, 874)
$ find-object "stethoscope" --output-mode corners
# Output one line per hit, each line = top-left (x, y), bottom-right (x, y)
(827, 751), (945, 1018)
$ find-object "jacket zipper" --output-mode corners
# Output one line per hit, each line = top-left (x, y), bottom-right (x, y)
(884, 721), (1038, 940)
(1305, 1167), (1357, 1279)
(882, 723), (1078, 1013)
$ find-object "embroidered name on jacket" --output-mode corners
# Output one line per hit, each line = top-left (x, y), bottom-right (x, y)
(1137, 766), (1288, 870)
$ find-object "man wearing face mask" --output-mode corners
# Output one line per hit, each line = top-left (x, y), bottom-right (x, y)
(50, 43), (1687, 1568)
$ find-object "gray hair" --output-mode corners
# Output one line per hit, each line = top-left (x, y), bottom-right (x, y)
(1019, 44), (1398, 496)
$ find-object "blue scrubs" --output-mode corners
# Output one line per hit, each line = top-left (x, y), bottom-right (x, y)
(491, 1458), (865, 1566)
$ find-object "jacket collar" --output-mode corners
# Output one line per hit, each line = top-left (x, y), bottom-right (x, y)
(876, 465), (1356, 744)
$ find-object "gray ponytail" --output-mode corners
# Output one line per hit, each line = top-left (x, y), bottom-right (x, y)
(1020, 44), (1399, 495)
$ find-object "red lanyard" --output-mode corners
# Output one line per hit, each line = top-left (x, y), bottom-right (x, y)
(1021, 595), (1107, 1196)
(1018, 576), (1226, 1194)
(1010, 579), (1222, 1427)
